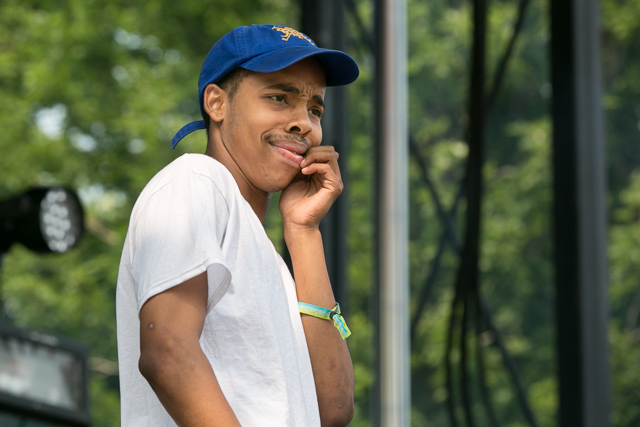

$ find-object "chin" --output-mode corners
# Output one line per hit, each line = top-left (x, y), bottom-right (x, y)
(270, 173), (300, 193)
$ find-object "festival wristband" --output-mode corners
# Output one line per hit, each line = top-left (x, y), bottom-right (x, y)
(298, 302), (352, 339)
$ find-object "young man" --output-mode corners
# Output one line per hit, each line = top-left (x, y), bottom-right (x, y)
(116, 24), (359, 426)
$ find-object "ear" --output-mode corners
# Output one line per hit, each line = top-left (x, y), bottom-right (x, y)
(203, 84), (226, 123)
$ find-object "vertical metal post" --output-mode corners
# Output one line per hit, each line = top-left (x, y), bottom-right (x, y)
(550, 0), (611, 426)
(376, 0), (410, 425)
(301, 0), (349, 309)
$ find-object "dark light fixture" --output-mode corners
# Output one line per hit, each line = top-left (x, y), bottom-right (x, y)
(0, 187), (84, 254)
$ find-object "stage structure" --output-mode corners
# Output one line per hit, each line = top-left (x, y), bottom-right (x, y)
(374, 0), (411, 426)
(299, 1), (611, 425)
(0, 316), (91, 426)
(301, 1), (411, 425)
(300, 0), (350, 309)
(551, 0), (610, 425)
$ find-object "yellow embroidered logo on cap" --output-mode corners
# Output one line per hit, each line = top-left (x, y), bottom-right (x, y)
(272, 26), (315, 46)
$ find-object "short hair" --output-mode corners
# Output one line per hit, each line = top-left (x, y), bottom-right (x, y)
(203, 67), (254, 134)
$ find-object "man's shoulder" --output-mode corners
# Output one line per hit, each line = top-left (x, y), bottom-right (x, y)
(157, 153), (230, 180)
(141, 154), (233, 195)
(130, 154), (237, 217)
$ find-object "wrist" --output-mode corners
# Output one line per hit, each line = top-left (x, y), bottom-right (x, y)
(283, 223), (321, 244)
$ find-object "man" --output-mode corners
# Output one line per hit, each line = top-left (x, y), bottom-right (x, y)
(116, 24), (359, 426)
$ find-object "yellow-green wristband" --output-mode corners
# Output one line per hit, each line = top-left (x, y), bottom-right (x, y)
(298, 302), (352, 339)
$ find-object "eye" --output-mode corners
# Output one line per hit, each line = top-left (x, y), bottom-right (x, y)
(310, 107), (323, 118)
(268, 94), (286, 103)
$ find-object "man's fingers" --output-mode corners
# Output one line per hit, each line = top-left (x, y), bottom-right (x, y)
(301, 161), (342, 184)
(300, 163), (344, 194)
(302, 146), (341, 180)
(302, 146), (340, 165)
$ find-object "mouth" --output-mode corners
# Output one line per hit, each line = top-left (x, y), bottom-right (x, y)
(268, 137), (309, 167)
(272, 144), (304, 166)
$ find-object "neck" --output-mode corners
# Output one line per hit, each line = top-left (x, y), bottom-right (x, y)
(205, 136), (271, 223)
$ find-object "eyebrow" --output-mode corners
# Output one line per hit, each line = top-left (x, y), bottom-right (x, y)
(266, 83), (325, 108)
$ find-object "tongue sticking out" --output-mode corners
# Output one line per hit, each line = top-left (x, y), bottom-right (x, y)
(273, 145), (304, 166)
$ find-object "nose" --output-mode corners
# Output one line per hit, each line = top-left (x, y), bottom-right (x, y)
(286, 104), (313, 137)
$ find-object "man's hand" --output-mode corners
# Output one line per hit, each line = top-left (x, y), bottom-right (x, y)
(278, 145), (343, 231)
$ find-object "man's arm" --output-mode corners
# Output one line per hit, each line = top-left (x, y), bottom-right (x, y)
(138, 272), (241, 427)
(280, 146), (355, 426)
(285, 227), (355, 426)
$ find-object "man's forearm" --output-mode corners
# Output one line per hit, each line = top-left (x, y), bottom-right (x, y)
(285, 226), (355, 426)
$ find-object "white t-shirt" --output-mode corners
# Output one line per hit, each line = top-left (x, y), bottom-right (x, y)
(116, 154), (320, 426)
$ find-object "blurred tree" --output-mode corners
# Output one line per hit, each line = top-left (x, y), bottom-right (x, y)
(2, 0), (640, 426)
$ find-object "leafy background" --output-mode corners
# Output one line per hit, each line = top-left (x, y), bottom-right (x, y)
(1, 0), (639, 426)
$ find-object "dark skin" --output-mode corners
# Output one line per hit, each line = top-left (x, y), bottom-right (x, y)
(138, 58), (355, 426)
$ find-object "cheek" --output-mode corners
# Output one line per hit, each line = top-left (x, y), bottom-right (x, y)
(313, 124), (323, 146)
(249, 110), (287, 136)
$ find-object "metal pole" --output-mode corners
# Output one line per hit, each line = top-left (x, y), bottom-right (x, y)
(377, 0), (410, 425)
(550, 0), (610, 425)
(300, 0), (349, 309)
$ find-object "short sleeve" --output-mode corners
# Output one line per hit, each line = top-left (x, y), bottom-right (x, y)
(128, 167), (231, 315)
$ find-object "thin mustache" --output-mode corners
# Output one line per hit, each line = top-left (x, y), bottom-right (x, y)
(264, 133), (309, 149)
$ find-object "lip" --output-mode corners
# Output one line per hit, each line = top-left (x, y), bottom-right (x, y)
(272, 145), (304, 167)
(270, 141), (308, 167)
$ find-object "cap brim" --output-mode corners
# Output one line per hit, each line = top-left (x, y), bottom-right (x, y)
(239, 46), (359, 87)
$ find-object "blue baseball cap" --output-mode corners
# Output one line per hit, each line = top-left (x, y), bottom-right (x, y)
(171, 24), (360, 148)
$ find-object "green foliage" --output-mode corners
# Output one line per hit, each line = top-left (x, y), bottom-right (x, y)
(2, 0), (640, 426)
(610, 170), (640, 426)
(602, 0), (640, 204)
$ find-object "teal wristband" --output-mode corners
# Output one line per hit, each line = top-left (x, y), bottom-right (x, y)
(298, 302), (352, 339)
